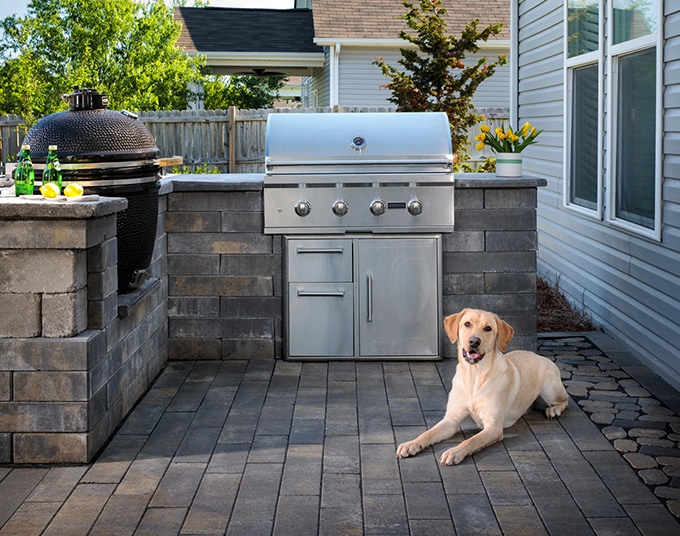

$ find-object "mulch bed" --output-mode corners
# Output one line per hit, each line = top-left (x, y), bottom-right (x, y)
(537, 277), (600, 333)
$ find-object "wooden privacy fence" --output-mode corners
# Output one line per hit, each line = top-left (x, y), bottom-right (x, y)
(1, 107), (509, 174)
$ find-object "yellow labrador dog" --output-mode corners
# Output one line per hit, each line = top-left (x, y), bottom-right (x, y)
(397, 308), (568, 466)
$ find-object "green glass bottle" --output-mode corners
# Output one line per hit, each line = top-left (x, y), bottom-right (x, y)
(42, 145), (63, 193)
(14, 144), (35, 196)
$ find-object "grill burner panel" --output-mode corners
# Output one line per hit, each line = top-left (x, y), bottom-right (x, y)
(265, 176), (453, 234)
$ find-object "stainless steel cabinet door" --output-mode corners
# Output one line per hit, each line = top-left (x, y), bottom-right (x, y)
(358, 237), (439, 357)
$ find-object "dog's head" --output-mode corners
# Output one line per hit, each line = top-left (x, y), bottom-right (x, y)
(443, 309), (514, 365)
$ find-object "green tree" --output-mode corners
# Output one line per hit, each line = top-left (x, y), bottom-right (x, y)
(0, 0), (204, 123)
(373, 0), (507, 164)
(203, 74), (286, 110)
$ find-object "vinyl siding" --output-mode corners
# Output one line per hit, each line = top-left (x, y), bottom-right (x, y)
(519, 0), (680, 389)
(309, 46), (511, 108)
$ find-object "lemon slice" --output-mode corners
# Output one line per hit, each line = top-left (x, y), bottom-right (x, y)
(64, 183), (84, 197)
(40, 182), (61, 198)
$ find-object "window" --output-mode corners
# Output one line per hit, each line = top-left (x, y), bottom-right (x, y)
(613, 47), (656, 228)
(564, 0), (660, 238)
(569, 63), (599, 210)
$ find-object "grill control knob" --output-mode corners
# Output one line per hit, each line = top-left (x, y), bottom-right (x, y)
(295, 200), (311, 217)
(370, 199), (386, 216)
(332, 200), (349, 216)
(408, 199), (423, 216)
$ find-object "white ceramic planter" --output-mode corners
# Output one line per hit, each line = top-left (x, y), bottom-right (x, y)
(495, 153), (522, 177)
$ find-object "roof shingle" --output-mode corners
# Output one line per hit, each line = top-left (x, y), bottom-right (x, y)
(311, 0), (508, 40)
(175, 7), (321, 54)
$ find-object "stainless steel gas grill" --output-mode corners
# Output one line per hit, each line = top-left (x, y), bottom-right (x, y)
(264, 112), (454, 360)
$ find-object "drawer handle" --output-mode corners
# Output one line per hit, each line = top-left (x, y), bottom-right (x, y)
(297, 289), (346, 297)
(296, 247), (344, 254)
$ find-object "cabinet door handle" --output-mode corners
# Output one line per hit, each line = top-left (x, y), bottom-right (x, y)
(296, 247), (344, 254)
(297, 289), (345, 297)
(367, 273), (373, 322)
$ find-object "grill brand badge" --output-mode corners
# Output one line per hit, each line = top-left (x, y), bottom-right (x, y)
(351, 135), (367, 152)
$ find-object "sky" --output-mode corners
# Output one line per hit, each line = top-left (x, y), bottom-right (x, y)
(0, 1), (296, 22)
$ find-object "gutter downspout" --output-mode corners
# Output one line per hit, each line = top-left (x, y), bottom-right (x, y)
(510, 1), (519, 125)
(330, 42), (341, 109)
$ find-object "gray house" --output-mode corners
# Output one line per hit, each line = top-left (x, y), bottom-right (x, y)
(175, 1), (510, 110)
(513, 0), (680, 388)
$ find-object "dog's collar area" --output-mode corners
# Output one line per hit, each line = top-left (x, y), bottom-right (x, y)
(462, 349), (484, 364)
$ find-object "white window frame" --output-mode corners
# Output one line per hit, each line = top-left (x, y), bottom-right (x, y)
(605, 4), (662, 240)
(563, 0), (662, 241)
(564, 0), (604, 220)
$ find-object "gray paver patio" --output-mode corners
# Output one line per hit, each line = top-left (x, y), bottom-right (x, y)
(1, 332), (680, 535)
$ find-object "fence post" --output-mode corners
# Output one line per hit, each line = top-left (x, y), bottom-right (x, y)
(228, 106), (237, 173)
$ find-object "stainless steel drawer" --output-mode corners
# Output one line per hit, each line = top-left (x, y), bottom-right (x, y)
(287, 238), (353, 282)
(288, 282), (354, 357)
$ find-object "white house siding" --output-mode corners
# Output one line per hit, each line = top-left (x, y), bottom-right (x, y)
(305, 46), (510, 108)
(519, 0), (680, 389)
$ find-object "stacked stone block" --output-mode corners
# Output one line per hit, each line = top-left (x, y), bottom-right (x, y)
(166, 178), (282, 361)
(443, 175), (545, 355)
(0, 197), (168, 464)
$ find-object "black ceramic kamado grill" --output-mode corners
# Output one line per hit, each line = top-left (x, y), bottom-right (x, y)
(23, 87), (160, 291)
(263, 112), (455, 360)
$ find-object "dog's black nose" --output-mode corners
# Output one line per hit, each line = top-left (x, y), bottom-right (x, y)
(469, 336), (481, 349)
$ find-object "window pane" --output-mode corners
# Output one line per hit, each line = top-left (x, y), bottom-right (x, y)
(568, 0), (599, 57)
(613, 0), (657, 44)
(570, 64), (599, 209)
(616, 47), (656, 228)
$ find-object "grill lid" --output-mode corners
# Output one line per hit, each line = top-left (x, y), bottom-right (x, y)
(265, 112), (453, 175)
(23, 87), (160, 185)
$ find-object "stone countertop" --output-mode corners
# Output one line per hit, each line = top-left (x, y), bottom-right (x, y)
(0, 195), (127, 219)
(161, 172), (547, 191)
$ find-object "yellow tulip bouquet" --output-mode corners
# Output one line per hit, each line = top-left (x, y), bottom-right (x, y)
(475, 122), (543, 153)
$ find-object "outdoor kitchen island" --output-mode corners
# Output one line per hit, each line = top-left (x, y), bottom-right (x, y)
(0, 172), (545, 464)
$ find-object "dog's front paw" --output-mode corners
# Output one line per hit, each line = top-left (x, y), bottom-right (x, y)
(396, 440), (425, 458)
(439, 446), (467, 466)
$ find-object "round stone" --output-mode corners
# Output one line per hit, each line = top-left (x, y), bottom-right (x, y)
(591, 412), (615, 425)
(658, 457), (680, 467)
(643, 406), (675, 416)
(639, 398), (661, 407)
(579, 400), (614, 410)
(594, 382), (619, 391)
(602, 426), (627, 440)
(638, 469), (669, 485)
(626, 386), (651, 397)
(663, 466), (680, 476)
(567, 386), (589, 397)
(613, 439), (638, 453)
(619, 379), (641, 388)
(654, 486), (680, 500)
(623, 452), (658, 469)
(617, 410), (640, 421)
(616, 403), (640, 412)
(667, 500), (680, 518)
(636, 437), (675, 448)
(629, 428), (666, 439)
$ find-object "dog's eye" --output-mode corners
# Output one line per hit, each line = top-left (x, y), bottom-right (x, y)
(464, 321), (471, 328)
(483, 326), (492, 332)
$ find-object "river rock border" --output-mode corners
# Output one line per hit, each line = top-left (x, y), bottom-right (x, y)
(538, 334), (680, 518)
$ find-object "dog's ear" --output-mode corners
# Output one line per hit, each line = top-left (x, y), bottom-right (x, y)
(443, 310), (465, 344)
(496, 317), (514, 351)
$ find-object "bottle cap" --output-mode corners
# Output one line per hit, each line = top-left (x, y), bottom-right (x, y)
(48, 145), (58, 150)
(21, 144), (30, 149)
